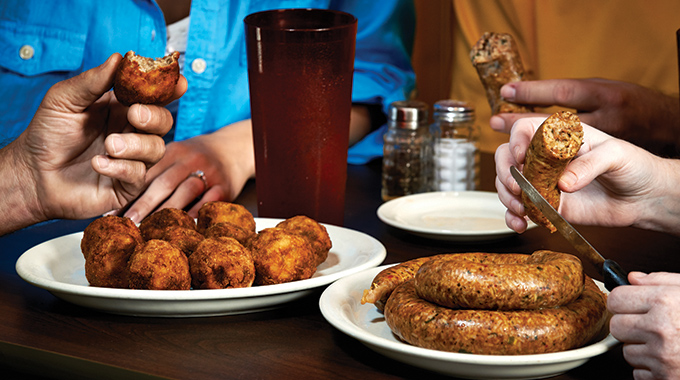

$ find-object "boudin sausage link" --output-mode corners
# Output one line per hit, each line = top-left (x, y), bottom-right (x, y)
(414, 251), (585, 310)
(522, 111), (583, 232)
(384, 278), (608, 355)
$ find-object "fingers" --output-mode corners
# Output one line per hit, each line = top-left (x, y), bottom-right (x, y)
(127, 104), (174, 136)
(490, 113), (550, 133)
(91, 155), (147, 192)
(500, 79), (601, 111)
(628, 271), (680, 287)
(44, 53), (122, 112)
(557, 137), (634, 193)
(187, 186), (225, 217)
(104, 132), (166, 167)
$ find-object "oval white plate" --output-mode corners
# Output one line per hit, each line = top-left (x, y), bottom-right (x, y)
(319, 265), (619, 380)
(377, 191), (535, 242)
(16, 218), (386, 317)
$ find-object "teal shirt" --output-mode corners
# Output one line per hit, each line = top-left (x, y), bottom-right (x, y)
(0, 0), (415, 163)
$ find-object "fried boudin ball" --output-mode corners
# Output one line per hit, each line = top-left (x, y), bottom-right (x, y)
(81, 215), (143, 260)
(139, 208), (196, 241)
(113, 51), (180, 106)
(203, 222), (255, 246)
(85, 233), (140, 288)
(189, 237), (256, 289)
(160, 226), (205, 257)
(127, 240), (191, 290)
(197, 201), (256, 235)
(276, 215), (332, 266)
(248, 227), (317, 285)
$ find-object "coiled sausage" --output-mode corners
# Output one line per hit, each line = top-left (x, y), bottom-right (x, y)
(414, 251), (584, 310)
(384, 278), (608, 355)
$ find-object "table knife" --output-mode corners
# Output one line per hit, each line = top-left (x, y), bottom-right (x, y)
(510, 165), (629, 291)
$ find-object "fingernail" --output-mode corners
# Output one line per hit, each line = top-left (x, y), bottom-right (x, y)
(125, 211), (140, 224)
(96, 156), (109, 169)
(137, 104), (151, 125)
(112, 135), (126, 155)
(500, 84), (516, 100)
(559, 171), (577, 189)
(513, 145), (522, 162)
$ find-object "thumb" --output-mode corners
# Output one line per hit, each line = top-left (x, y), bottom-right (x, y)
(42, 53), (122, 113)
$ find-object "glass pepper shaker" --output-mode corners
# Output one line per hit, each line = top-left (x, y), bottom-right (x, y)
(430, 100), (479, 191)
(381, 100), (433, 201)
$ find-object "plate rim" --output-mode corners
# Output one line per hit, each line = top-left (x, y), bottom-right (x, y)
(377, 191), (531, 240)
(15, 218), (387, 313)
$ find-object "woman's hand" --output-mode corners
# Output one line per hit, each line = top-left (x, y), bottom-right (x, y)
(121, 119), (256, 223)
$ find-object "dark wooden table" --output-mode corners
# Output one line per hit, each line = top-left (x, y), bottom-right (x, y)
(2, 153), (680, 380)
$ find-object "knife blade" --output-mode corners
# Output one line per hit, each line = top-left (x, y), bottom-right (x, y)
(510, 165), (629, 290)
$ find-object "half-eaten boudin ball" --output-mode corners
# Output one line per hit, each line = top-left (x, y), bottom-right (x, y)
(113, 51), (180, 106)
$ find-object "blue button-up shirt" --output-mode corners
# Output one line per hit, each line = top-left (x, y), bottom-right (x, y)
(0, 0), (415, 163)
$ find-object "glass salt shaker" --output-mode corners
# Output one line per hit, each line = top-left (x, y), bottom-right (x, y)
(431, 100), (479, 191)
(381, 100), (433, 201)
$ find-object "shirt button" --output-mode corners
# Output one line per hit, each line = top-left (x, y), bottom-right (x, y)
(19, 45), (34, 60)
(191, 58), (207, 74)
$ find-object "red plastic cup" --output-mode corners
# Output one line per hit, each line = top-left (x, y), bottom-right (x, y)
(245, 9), (357, 226)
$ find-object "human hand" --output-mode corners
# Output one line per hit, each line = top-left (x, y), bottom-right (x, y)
(608, 271), (680, 380)
(489, 79), (680, 154)
(10, 53), (187, 227)
(121, 119), (256, 223)
(494, 116), (680, 234)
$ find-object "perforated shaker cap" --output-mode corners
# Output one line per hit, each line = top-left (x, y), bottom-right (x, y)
(388, 100), (429, 129)
(433, 100), (475, 123)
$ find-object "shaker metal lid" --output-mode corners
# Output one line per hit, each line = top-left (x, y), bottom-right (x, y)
(433, 99), (475, 122)
(388, 100), (429, 129)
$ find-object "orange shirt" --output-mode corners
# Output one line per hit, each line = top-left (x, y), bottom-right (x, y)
(449, 0), (680, 152)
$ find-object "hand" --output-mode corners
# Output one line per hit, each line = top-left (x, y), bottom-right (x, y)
(608, 272), (680, 380)
(2, 53), (187, 233)
(121, 119), (256, 223)
(489, 79), (680, 154)
(494, 117), (680, 235)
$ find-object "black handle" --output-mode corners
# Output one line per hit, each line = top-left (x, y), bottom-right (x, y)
(603, 259), (630, 291)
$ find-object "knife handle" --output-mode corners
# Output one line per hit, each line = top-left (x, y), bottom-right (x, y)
(603, 259), (630, 291)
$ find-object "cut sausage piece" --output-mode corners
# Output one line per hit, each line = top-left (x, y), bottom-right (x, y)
(470, 32), (533, 114)
(522, 111), (583, 232)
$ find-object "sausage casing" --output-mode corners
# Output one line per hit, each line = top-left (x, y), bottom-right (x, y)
(384, 278), (608, 355)
(522, 111), (583, 232)
(470, 32), (533, 114)
(361, 255), (448, 312)
(414, 251), (584, 310)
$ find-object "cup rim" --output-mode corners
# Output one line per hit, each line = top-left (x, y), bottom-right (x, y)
(244, 8), (357, 31)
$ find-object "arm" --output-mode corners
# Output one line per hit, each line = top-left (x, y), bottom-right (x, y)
(489, 79), (680, 155)
(495, 116), (680, 236)
(0, 53), (185, 235)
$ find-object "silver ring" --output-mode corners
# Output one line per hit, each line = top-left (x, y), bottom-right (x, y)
(187, 170), (208, 191)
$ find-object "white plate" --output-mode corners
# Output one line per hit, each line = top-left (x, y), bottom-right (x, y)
(15, 218), (386, 318)
(377, 191), (535, 242)
(319, 265), (619, 380)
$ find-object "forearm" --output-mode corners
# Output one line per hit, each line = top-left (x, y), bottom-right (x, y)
(0, 139), (43, 235)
